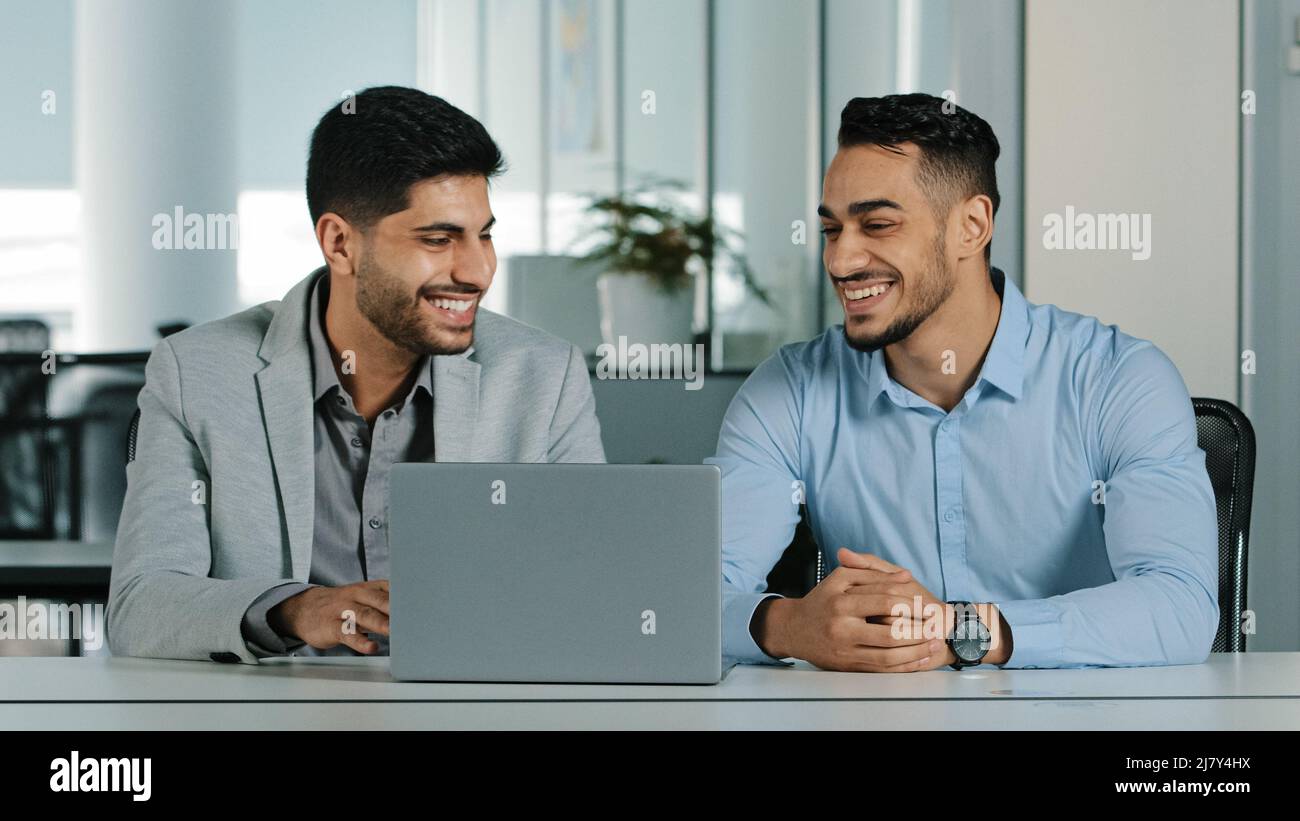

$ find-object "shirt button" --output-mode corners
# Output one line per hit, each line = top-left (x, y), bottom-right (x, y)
(335, 395), (346, 406)
(350, 436), (364, 448)
(944, 509), (957, 522)
(368, 517), (383, 529)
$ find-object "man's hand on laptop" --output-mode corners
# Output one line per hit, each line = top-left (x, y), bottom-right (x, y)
(754, 548), (940, 672)
(268, 580), (391, 654)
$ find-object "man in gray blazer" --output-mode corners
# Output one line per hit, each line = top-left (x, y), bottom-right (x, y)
(109, 87), (605, 663)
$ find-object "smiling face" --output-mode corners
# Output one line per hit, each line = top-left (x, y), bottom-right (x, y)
(819, 143), (955, 353)
(352, 174), (496, 356)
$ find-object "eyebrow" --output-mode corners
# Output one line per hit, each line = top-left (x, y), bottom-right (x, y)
(411, 215), (496, 234)
(817, 199), (905, 219)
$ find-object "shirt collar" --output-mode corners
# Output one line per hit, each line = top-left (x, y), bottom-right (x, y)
(862, 266), (1028, 404)
(308, 274), (433, 405)
(864, 342), (892, 403)
(975, 266), (1028, 400)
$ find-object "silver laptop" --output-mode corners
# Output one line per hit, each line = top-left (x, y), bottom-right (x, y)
(389, 463), (721, 684)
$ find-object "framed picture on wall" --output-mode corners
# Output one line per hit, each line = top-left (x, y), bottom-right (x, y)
(546, 0), (618, 252)
(549, 0), (616, 168)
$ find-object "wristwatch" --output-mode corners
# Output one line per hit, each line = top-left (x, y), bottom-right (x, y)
(946, 600), (992, 670)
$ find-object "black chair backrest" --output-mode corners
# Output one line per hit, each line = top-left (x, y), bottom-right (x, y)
(0, 320), (54, 538)
(126, 407), (140, 465)
(767, 396), (1257, 653)
(1192, 397), (1255, 652)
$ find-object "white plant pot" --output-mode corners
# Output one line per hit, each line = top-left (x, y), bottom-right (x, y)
(596, 272), (695, 348)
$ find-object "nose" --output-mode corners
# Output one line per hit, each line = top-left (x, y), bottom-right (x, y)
(825, 233), (871, 282)
(452, 236), (494, 292)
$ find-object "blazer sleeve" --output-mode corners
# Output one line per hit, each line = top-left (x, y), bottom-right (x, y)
(107, 338), (302, 663)
(545, 344), (606, 464)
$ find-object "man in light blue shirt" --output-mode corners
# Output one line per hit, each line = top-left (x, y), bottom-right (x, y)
(710, 94), (1218, 671)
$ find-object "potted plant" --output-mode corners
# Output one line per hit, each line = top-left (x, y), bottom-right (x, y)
(574, 184), (772, 350)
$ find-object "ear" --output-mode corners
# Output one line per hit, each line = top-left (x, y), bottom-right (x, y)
(955, 193), (994, 263)
(316, 212), (361, 277)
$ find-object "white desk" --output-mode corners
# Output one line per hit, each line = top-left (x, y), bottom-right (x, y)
(2, 652), (1298, 730)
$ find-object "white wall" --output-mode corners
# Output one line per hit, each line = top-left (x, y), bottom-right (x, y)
(1026, 0), (1300, 652)
(1023, 0), (1239, 400)
(76, 0), (240, 351)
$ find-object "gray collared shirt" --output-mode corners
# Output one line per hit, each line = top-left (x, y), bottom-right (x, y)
(241, 274), (434, 656)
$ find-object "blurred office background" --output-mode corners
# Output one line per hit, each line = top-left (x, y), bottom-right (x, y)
(0, 0), (1296, 654)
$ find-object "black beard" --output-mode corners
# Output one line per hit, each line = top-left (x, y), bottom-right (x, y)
(842, 234), (952, 354)
(843, 310), (930, 354)
(354, 252), (474, 357)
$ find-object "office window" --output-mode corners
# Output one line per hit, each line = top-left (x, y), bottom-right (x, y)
(422, 0), (1023, 371)
(234, 191), (322, 308)
(0, 189), (80, 350)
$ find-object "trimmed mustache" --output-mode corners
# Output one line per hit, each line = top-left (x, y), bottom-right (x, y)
(831, 269), (899, 285)
(418, 284), (481, 298)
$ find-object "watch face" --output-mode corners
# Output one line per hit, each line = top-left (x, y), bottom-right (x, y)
(952, 618), (992, 662)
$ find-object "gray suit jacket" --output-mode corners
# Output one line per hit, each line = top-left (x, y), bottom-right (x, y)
(108, 267), (605, 662)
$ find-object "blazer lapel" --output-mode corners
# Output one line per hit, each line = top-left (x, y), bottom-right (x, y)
(252, 267), (483, 575)
(254, 268), (322, 580)
(432, 354), (480, 462)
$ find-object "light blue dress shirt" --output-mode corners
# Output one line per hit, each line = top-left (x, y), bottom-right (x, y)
(708, 268), (1219, 669)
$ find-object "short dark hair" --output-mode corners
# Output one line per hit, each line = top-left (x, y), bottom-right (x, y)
(306, 86), (505, 230)
(838, 93), (1000, 260)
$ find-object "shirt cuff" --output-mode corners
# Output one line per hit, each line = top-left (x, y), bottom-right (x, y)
(992, 598), (1063, 669)
(723, 589), (795, 667)
(241, 583), (313, 657)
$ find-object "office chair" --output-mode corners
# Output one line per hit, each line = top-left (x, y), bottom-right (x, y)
(762, 503), (819, 599)
(0, 320), (56, 538)
(764, 397), (1257, 652)
(126, 407), (140, 464)
(1191, 397), (1255, 652)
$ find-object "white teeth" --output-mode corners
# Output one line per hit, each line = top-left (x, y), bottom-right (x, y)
(431, 297), (473, 312)
(844, 282), (893, 300)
